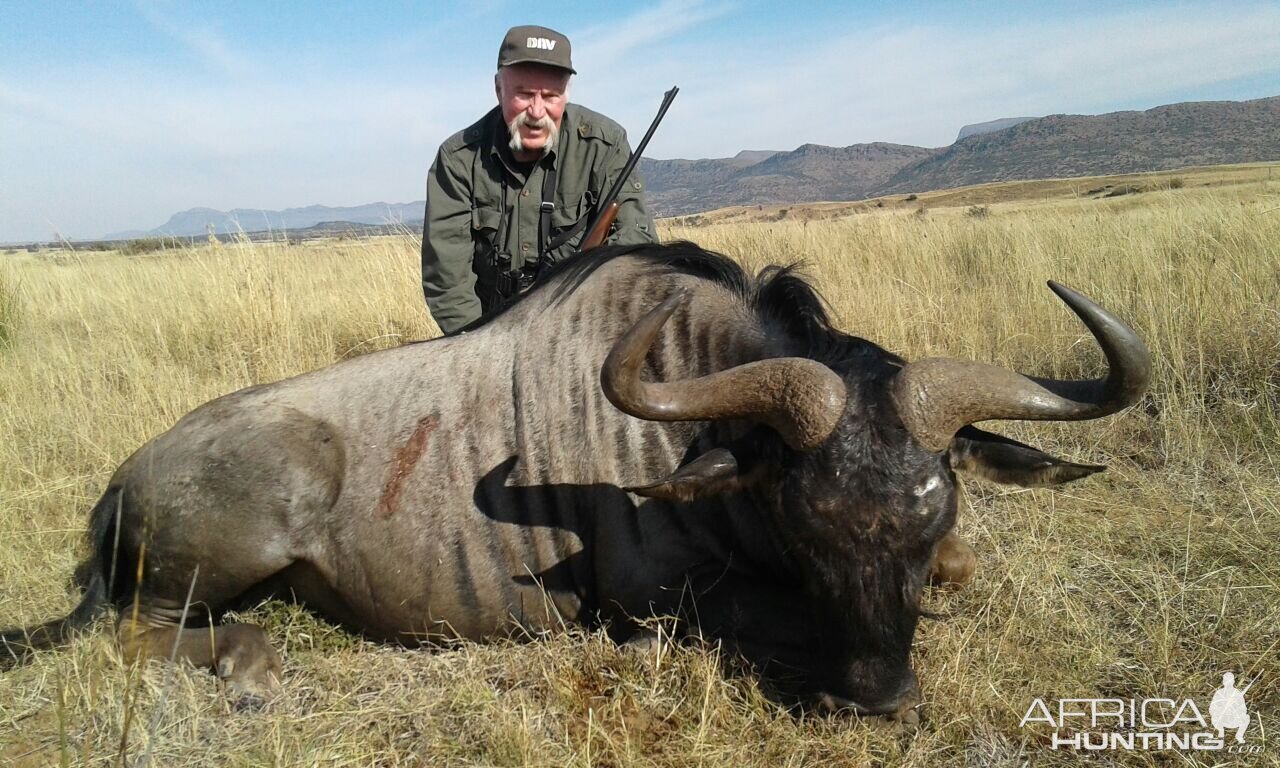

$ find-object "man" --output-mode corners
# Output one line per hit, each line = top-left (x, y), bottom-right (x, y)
(1209, 672), (1250, 744)
(421, 25), (657, 334)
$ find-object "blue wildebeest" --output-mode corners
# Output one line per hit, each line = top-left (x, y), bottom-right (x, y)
(2, 242), (1150, 720)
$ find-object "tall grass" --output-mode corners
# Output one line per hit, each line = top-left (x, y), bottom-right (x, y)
(1, 185), (1277, 766)
(0, 263), (20, 350)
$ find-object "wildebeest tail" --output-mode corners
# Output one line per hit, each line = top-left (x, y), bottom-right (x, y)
(0, 484), (122, 668)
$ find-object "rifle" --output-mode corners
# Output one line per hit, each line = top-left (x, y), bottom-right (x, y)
(580, 86), (678, 251)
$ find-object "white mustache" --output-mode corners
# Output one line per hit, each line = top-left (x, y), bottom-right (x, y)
(508, 112), (557, 154)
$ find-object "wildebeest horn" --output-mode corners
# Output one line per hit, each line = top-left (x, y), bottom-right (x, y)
(891, 281), (1152, 452)
(601, 289), (847, 451)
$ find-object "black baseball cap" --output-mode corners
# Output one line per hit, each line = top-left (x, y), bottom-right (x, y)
(497, 25), (575, 74)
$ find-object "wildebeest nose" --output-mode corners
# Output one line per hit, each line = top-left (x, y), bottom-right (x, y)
(888, 677), (922, 725)
(819, 673), (921, 724)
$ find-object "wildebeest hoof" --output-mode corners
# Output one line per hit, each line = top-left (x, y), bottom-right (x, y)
(230, 690), (270, 712)
(621, 628), (664, 655)
(215, 626), (283, 708)
(896, 707), (921, 728)
(220, 667), (282, 711)
(219, 666), (282, 710)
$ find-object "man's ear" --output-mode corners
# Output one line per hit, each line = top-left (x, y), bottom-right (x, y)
(494, 71), (503, 103)
(948, 426), (1105, 487)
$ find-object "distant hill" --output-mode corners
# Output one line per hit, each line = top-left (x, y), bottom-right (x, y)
(640, 143), (936, 216)
(101, 95), (1280, 241)
(109, 202), (423, 239)
(956, 116), (1037, 141)
(886, 96), (1280, 194)
(644, 96), (1280, 214)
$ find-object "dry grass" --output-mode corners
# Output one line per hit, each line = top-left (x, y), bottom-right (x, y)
(2, 180), (1279, 765)
(0, 263), (21, 350)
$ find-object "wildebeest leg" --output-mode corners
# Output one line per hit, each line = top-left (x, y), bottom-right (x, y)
(928, 531), (976, 587)
(107, 509), (305, 707)
(106, 406), (346, 704)
(116, 603), (282, 707)
(111, 545), (298, 706)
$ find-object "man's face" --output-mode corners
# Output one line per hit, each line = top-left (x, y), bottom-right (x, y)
(496, 64), (570, 157)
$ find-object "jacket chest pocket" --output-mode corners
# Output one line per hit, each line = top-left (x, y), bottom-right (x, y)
(470, 207), (504, 277)
(550, 190), (595, 249)
(471, 207), (501, 245)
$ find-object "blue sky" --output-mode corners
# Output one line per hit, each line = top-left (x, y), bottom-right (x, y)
(3, 1), (1279, 242)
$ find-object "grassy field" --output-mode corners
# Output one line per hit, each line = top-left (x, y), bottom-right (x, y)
(668, 160), (1280, 227)
(1, 172), (1279, 765)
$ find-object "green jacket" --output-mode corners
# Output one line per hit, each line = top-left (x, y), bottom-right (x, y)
(421, 103), (657, 334)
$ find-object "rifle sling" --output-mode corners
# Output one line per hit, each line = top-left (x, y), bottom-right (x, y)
(537, 163), (558, 263)
(531, 164), (593, 277)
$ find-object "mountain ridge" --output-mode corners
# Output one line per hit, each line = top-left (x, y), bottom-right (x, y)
(956, 116), (1038, 141)
(884, 96), (1280, 193)
(108, 95), (1280, 239)
(108, 201), (423, 240)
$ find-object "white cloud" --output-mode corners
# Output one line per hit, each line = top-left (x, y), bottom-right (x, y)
(133, 0), (256, 78)
(572, 0), (735, 71)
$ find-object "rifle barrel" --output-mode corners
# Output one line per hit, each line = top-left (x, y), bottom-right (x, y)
(582, 86), (678, 246)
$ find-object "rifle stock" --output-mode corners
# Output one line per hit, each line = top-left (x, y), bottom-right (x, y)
(580, 201), (619, 251)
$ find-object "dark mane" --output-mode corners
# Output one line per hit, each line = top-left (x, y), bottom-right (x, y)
(749, 263), (901, 370)
(458, 241), (900, 369)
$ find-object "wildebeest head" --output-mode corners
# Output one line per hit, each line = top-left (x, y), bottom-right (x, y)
(600, 277), (1151, 718)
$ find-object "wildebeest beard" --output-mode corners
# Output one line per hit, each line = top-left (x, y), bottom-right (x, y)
(766, 454), (931, 707)
(802, 545), (925, 706)
(508, 112), (557, 155)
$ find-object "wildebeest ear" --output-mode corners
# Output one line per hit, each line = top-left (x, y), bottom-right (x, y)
(629, 448), (746, 502)
(948, 426), (1105, 487)
(628, 430), (772, 502)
